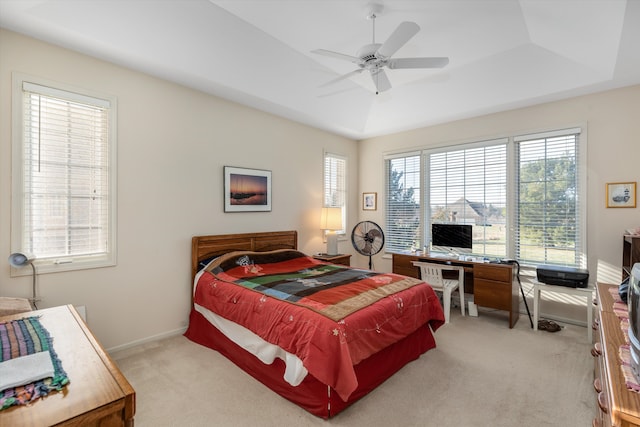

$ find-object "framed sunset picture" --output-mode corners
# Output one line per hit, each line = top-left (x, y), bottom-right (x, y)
(224, 166), (272, 212)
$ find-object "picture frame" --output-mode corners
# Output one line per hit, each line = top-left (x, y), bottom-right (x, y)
(363, 192), (377, 211)
(606, 182), (636, 208)
(224, 166), (272, 212)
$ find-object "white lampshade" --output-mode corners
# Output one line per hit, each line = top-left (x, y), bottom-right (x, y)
(321, 207), (343, 256)
(320, 207), (343, 231)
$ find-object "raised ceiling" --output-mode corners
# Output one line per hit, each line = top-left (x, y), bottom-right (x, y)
(1, 0), (639, 140)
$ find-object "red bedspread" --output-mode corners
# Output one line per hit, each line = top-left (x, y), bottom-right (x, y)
(193, 250), (444, 401)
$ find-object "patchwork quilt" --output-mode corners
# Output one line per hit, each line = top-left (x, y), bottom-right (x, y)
(194, 249), (444, 401)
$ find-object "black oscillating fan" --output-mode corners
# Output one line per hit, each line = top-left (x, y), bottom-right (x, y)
(351, 221), (385, 269)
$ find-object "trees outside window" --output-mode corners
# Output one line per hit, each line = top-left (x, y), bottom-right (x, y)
(384, 129), (584, 268)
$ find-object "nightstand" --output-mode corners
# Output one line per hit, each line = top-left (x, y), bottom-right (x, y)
(313, 254), (351, 266)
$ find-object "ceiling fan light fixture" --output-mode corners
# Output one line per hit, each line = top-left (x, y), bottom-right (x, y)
(357, 44), (382, 64)
(312, 6), (449, 94)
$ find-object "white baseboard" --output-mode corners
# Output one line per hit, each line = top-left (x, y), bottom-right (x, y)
(106, 326), (187, 355)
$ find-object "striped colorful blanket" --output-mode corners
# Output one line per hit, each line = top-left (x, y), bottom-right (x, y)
(0, 316), (69, 410)
(207, 249), (425, 321)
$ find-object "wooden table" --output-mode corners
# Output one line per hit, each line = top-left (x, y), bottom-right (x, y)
(0, 305), (135, 427)
(313, 253), (352, 266)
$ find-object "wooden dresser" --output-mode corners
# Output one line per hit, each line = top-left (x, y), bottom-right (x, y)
(594, 283), (640, 427)
(0, 305), (135, 427)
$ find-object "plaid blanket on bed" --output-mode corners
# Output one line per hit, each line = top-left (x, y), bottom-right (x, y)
(207, 250), (425, 321)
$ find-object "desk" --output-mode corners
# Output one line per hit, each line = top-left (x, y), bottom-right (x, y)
(533, 282), (594, 342)
(393, 253), (518, 328)
(0, 305), (136, 426)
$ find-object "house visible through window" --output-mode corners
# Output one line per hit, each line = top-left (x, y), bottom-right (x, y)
(427, 140), (507, 258)
(385, 128), (585, 268)
(11, 76), (117, 273)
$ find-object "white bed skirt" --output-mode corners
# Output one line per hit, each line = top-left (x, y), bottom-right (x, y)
(193, 303), (308, 386)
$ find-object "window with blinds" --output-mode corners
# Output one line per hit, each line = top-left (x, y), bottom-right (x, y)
(385, 128), (584, 265)
(427, 141), (508, 257)
(425, 139), (507, 257)
(515, 129), (582, 267)
(385, 154), (421, 252)
(323, 152), (346, 233)
(11, 77), (116, 272)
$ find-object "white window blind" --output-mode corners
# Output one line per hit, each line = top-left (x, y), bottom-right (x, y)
(515, 129), (582, 267)
(385, 153), (421, 252)
(427, 141), (507, 257)
(12, 78), (116, 271)
(323, 152), (346, 232)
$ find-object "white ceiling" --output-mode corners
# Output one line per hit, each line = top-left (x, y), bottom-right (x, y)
(1, 0), (639, 140)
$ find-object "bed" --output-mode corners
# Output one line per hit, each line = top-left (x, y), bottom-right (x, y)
(184, 230), (445, 418)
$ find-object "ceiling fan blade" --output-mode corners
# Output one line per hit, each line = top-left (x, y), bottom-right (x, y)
(376, 21), (420, 59)
(388, 57), (449, 69)
(370, 69), (391, 93)
(319, 69), (364, 88)
(311, 49), (360, 63)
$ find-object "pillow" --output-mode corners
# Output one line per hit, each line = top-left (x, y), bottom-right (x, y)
(198, 256), (218, 272)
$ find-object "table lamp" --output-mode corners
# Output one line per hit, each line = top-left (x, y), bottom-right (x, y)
(320, 207), (343, 256)
(8, 252), (38, 308)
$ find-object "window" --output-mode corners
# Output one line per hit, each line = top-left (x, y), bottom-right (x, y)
(385, 128), (585, 268)
(385, 153), (421, 252)
(427, 141), (507, 257)
(323, 152), (346, 232)
(11, 75), (117, 273)
(515, 129), (583, 267)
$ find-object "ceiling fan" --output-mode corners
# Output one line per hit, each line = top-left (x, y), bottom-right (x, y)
(312, 3), (449, 94)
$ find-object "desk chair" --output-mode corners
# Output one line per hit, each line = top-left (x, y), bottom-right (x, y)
(412, 261), (465, 323)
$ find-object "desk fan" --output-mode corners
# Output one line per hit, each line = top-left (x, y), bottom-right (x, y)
(351, 221), (385, 269)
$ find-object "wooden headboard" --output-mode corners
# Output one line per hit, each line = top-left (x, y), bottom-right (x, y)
(191, 230), (298, 284)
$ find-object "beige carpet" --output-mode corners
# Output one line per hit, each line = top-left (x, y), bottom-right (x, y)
(112, 309), (595, 427)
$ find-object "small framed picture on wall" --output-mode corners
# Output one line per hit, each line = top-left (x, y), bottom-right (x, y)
(363, 192), (377, 211)
(224, 166), (272, 212)
(606, 182), (636, 208)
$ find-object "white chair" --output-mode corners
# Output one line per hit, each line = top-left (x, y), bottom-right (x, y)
(412, 261), (465, 323)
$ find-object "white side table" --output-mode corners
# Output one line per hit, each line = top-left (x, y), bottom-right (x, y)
(533, 282), (594, 342)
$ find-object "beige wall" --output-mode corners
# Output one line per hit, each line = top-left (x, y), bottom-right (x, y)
(358, 84), (640, 323)
(2, 28), (639, 345)
(0, 30), (357, 350)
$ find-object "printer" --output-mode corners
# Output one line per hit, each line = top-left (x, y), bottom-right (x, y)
(536, 265), (589, 288)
